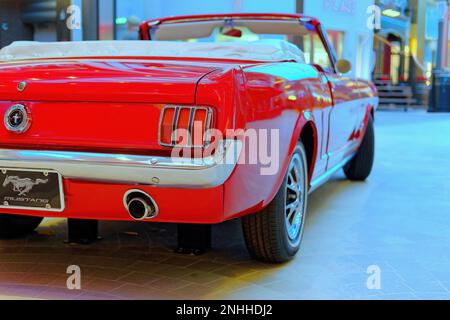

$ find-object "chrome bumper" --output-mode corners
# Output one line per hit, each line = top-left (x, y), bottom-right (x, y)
(0, 140), (242, 188)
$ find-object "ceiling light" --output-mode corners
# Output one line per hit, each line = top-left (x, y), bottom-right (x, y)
(382, 9), (401, 18)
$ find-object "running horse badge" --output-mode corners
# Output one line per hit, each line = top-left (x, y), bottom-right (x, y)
(3, 176), (49, 196)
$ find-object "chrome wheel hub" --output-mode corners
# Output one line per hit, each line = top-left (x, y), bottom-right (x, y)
(285, 153), (306, 242)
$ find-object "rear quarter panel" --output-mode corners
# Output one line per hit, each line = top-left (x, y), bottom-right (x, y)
(196, 62), (332, 220)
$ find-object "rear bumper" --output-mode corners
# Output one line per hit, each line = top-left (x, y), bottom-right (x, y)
(0, 140), (241, 188)
(0, 140), (242, 223)
(0, 179), (225, 223)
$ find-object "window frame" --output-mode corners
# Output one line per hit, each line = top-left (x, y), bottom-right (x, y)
(315, 24), (339, 74)
(141, 16), (339, 73)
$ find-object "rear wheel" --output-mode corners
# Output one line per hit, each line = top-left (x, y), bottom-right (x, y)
(0, 214), (43, 239)
(344, 115), (375, 181)
(242, 142), (308, 263)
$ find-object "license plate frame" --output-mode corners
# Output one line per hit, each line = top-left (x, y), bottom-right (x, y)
(0, 168), (65, 212)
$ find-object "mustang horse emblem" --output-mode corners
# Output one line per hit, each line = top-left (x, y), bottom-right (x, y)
(2, 176), (49, 196)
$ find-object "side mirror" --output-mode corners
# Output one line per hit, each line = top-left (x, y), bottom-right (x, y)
(336, 59), (352, 74)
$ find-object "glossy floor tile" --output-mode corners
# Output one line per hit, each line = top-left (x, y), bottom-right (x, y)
(0, 110), (449, 300)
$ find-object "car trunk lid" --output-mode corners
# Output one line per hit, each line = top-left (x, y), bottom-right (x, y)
(0, 58), (220, 153)
(0, 58), (218, 103)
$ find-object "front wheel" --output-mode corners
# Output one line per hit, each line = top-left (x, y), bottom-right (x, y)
(0, 214), (43, 239)
(242, 142), (309, 263)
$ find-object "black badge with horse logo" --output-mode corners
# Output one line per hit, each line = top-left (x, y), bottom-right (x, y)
(0, 169), (64, 212)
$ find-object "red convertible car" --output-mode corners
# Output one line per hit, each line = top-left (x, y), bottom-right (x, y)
(0, 13), (377, 262)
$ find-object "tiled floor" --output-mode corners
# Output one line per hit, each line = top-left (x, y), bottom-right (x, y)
(0, 110), (449, 300)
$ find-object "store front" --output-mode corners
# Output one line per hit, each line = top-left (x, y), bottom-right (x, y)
(0, 0), (34, 48)
(373, 0), (411, 84)
(373, 0), (449, 86)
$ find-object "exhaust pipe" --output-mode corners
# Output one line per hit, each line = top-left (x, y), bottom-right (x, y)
(123, 190), (158, 220)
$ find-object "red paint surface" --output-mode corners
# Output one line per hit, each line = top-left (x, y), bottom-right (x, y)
(0, 14), (377, 223)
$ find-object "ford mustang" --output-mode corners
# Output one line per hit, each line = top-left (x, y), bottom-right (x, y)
(0, 13), (377, 262)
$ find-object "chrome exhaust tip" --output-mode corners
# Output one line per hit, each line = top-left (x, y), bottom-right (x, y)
(123, 190), (158, 221)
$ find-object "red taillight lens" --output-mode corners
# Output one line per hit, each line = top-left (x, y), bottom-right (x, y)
(160, 108), (175, 145)
(159, 106), (213, 147)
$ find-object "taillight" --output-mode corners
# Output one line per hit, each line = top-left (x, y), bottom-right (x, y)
(159, 106), (213, 148)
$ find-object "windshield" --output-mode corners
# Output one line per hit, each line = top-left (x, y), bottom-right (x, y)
(147, 19), (334, 70)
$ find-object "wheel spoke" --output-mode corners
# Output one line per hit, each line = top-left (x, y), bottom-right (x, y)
(286, 200), (299, 222)
(284, 153), (307, 242)
(294, 167), (300, 181)
(288, 171), (296, 184)
(287, 182), (298, 193)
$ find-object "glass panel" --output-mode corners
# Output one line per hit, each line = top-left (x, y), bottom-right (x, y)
(98, 0), (115, 40)
(146, 19), (334, 69)
(115, 0), (145, 40)
(296, 33), (333, 70)
(327, 30), (344, 59)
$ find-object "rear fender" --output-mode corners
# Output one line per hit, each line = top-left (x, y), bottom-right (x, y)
(281, 113), (319, 195)
(223, 110), (319, 220)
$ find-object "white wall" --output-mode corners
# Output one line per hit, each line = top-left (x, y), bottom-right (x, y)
(116, 0), (296, 20)
(304, 0), (375, 79)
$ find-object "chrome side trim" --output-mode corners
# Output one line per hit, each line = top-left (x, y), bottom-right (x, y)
(0, 140), (242, 188)
(309, 154), (355, 193)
